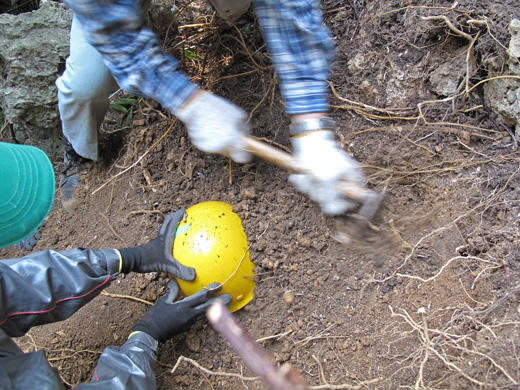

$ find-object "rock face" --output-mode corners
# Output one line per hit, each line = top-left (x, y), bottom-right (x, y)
(429, 46), (468, 97)
(0, 1), (72, 155)
(484, 18), (520, 139)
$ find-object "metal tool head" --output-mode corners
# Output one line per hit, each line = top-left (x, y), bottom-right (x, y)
(356, 190), (385, 221)
(337, 180), (386, 222)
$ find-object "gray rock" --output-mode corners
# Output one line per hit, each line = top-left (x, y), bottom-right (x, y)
(429, 46), (469, 97)
(484, 18), (520, 139)
(0, 1), (72, 155)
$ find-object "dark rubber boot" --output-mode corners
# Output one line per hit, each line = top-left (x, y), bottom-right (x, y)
(60, 140), (90, 213)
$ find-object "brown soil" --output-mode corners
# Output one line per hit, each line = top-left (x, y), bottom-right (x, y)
(1, 0), (520, 388)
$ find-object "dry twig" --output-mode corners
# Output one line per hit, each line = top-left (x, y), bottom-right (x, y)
(101, 290), (154, 306)
(92, 120), (177, 195)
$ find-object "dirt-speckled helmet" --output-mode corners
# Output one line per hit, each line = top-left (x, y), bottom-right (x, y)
(172, 201), (255, 312)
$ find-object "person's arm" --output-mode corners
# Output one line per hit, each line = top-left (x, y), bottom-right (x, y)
(253, 0), (366, 215)
(0, 252), (157, 390)
(74, 332), (158, 390)
(253, 0), (335, 115)
(75, 280), (231, 390)
(62, 0), (197, 114)
(63, 0), (252, 163)
(0, 248), (121, 337)
(0, 210), (197, 337)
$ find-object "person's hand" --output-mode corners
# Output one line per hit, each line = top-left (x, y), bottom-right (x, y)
(132, 279), (232, 343)
(289, 130), (365, 215)
(174, 91), (252, 163)
(118, 209), (195, 281)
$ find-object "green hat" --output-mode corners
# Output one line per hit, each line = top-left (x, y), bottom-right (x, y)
(0, 142), (55, 248)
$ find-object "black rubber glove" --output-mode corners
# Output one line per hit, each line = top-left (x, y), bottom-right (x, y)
(133, 279), (232, 343)
(118, 209), (195, 281)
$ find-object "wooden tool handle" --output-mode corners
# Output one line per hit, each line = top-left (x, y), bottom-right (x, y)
(242, 136), (370, 203)
(207, 301), (309, 390)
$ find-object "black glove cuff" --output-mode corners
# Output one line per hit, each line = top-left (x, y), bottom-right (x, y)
(132, 323), (159, 342)
(133, 313), (188, 343)
(118, 246), (140, 274)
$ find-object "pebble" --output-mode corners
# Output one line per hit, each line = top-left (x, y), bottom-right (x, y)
(283, 291), (295, 304)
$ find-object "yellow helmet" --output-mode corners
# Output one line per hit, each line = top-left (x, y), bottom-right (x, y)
(172, 201), (255, 312)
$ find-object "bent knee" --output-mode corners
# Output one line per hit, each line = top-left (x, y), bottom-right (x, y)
(57, 67), (118, 100)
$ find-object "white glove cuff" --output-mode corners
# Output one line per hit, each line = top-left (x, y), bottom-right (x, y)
(291, 129), (337, 156)
(174, 91), (208, 122)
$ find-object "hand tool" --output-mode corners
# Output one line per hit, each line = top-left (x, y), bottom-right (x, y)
(208, 300), (309, 390)
(242, 135), (383, 221)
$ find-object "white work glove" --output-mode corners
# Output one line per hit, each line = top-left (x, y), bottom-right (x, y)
(289, 130), (365, 215)
(175, 91), (252, 163)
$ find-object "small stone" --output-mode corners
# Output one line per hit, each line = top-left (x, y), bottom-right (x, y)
(283, 291), (295, 304)
(186, 333), (201, 352)
(298, 236), (312, 248)
(240, 187), (257, 200)
(174, 375), (191, 386)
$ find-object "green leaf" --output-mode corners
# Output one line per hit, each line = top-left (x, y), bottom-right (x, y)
(110, 103), (129, 113)
(184, 46), (198, 59)
(124, 107), (134, 127)
(115, 98), (138, 106)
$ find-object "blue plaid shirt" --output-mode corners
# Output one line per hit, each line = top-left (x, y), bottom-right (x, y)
(64, 0), (335, 115)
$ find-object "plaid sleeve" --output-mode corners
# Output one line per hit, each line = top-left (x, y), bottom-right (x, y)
(253, 0), (336, 114)
(64, 0), (198, 113)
